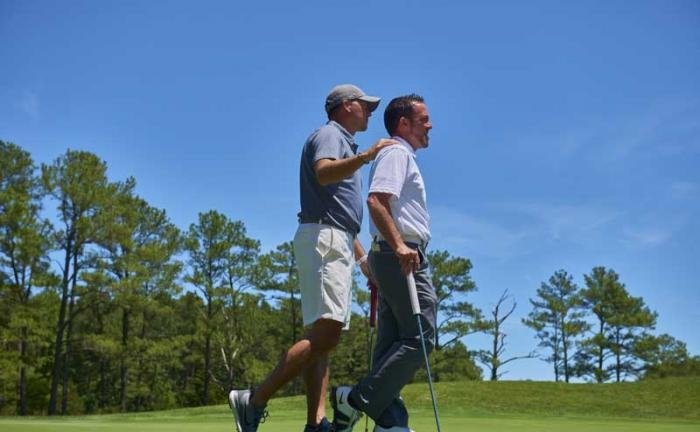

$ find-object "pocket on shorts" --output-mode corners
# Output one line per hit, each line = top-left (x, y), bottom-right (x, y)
(315, 226), (333, 259)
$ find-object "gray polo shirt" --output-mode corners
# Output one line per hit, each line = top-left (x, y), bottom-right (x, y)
(298, 120), (362, 235)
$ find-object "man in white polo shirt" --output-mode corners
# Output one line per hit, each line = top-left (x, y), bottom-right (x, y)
(331, 94), (436, 432)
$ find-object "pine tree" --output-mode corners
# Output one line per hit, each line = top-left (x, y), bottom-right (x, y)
(523, 270), (588, 382)
(0, 141), (55, 414)
(184, 211), (257, 405)
(577, 267), (656, 382)
(41, 150), (111, 414)
(427, 250), (483, 350)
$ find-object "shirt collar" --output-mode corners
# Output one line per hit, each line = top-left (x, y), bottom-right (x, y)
(328, 120), (356, 149)
(392, 136), (416, 155)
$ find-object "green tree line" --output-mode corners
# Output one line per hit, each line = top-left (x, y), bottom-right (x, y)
(0, 141), (483, 415)
(1, 140), (696, 416)
(523, 269), (700, 383)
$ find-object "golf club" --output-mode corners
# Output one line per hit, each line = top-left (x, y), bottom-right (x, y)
(407, 272), (442, 432)
(365, 280), (378, 432)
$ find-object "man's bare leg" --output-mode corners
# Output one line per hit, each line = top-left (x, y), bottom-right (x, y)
(251, 319), (341, 408)
(303, 354), (329, 425)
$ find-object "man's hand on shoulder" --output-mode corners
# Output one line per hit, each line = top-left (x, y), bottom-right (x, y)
(364, 138), (398, 161)
(314, 139), (398, 185)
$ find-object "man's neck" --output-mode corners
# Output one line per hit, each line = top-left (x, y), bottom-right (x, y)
(331, 117), (357, 136)
(394, 134), (418, 151)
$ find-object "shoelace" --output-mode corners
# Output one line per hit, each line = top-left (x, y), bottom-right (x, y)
(256, 408), (269, 425)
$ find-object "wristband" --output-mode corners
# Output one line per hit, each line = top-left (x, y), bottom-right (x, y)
(356, 254), (368, 265)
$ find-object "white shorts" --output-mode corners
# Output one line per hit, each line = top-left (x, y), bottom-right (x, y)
(293, 223), (354, 327)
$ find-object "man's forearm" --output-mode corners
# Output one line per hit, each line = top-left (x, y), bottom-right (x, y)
(353, 238), (366, 261)
(367, 194), (405, 252)
(368, 192), (420, 274)
(315, 153), (369, 185)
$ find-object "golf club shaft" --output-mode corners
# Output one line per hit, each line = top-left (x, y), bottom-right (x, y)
(369, 281), (378, 327)
(407, 272), (421, 315)
(407, 273), (442, 432)
(365, 281), (378, 432)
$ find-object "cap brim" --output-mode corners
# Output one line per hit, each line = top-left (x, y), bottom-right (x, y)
(359, 96), (380, 112)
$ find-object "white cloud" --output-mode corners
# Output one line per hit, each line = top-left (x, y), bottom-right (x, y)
(508, 202), (620, 241)
(518, 202), (689, 249)
(517, 99), (700, 163)
(620, 212), (689, 249)
(430, 205), (532, 260)
(670, 181), (699, 200)
(431, 196), (691, 260)
(622, 226), (672, 247)
(430, 202), (620, 260)
(20, 91), (40, 119)
(603, 99), (700, 160)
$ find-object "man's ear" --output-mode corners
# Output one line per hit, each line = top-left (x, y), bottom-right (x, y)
(397, 116), (409, 131)
(341, 100), (353, 113)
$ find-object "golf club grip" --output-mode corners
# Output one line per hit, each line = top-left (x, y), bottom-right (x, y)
(368, 281), (378, 328)
(407, 272), (421, 315)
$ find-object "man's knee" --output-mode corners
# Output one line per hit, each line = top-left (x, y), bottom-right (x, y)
(419, 317), (436, 354)
(308, 318), (343, 354)
(315, 335), (341, 353)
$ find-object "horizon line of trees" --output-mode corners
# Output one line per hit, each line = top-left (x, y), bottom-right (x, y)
(1, 140), (697, 416)
(522, 268), (700, 383)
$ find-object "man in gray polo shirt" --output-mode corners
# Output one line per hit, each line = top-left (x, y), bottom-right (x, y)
(228, 84), (396, 432)
(331, 94), (436, 432)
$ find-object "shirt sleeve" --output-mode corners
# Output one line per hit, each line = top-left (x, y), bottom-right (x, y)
(309, 127), (344, 163)
(368, 146), (409, 198)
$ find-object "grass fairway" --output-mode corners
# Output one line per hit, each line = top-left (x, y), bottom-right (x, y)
(1, 377), (698, 431)
(1, 416), (698, 432)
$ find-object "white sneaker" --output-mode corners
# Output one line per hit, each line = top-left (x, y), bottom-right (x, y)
(330, 386), (362, 432)
(227, 389), (267, 432)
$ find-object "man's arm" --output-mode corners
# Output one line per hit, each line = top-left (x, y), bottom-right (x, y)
(367, 192), (420, 275)
(315, 138), (397, 185)
(353, 238), (373, 282)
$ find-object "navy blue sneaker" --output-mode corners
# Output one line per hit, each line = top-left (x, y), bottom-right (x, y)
(303, 416), (331, 432)
(373, 426), (414, 432)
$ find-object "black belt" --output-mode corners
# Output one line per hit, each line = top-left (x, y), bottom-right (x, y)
(373, 235), (428, 250)
(298, 214), (332, 225)
(298, 214), (356, 237)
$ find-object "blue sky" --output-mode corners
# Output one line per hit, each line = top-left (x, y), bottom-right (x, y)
(1, 0), (699, 381)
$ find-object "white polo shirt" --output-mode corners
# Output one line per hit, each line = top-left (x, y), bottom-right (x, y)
(368, 137), (431, 243)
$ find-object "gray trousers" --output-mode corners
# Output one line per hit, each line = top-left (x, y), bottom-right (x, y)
(350, 241), (437, 426)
